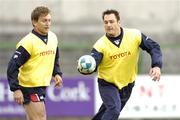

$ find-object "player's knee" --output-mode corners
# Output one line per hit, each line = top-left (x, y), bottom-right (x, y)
(29, 109), (46, 120)
(36, 110), (46, 120)
(102, 107), (120, 120)
(27, 113), (46, 120)
(111, 108), (120, 117)
(107, 106), (120, 117)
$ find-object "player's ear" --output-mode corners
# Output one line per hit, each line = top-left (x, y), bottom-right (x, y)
(118, 20), (120, 25)
(32, 20), (37, 27)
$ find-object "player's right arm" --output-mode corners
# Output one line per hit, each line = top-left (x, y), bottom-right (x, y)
(7, 46), (30, 91)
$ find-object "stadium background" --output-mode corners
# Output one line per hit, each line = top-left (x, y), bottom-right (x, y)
(0, 0), (180, 120)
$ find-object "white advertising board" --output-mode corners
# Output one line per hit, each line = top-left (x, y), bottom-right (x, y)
(94, 75), (180, 119)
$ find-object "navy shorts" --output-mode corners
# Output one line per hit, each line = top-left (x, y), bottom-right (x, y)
(20, 86), (47, 104)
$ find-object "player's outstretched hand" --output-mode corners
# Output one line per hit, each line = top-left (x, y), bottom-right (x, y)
(77, 67), (92, 75)
(77, 55), (96, 75)
(149, 67), (161, 81)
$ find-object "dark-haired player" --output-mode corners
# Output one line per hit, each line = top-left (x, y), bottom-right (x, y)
(78, 9), (162, 120)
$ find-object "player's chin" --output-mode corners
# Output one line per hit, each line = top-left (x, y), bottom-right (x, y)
(44, 28), (50, 33)
(106, 31), (114, 37)
(42, 31), (48, 35)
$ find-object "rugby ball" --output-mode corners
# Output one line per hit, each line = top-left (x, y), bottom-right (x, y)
(77, 55), (96, 74)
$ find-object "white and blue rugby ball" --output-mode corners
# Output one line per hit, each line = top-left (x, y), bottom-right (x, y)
(77, 55), (96, 74)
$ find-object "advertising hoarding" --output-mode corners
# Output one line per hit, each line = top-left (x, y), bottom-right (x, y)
(0, 76), (95, 117)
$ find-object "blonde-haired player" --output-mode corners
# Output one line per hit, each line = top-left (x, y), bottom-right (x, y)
(7, 6), (63, 120)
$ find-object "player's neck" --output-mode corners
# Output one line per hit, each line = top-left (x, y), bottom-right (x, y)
(34, 28), (48, 36)
(107, 27), (121, 38)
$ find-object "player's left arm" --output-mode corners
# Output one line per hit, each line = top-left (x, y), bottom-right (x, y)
(52, 47), (63, 88)
(91, 48), (103, 72)
(77, 48), (103, 75)
(139, 33), (162, 81)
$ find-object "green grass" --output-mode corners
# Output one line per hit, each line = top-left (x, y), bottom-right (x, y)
(0, 41), (179, 50)
(0, 42), (16, 49)
(161, 43), (180, 49)
(0, 41), (93, 50)
(60, 41), (93, 50)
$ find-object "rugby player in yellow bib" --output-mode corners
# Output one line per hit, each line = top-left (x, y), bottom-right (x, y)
(78, 9), (162, 120)
(7, 6), (63, 120)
